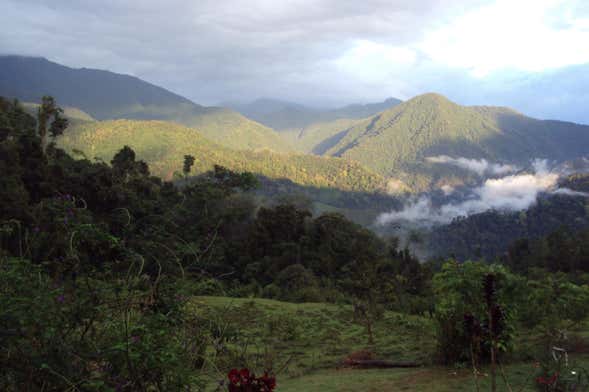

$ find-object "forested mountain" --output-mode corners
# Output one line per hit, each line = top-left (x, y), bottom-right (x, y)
(0, 55), (200, 120)
(319, 93), (589, 191)
(225, 97), (401, 130)
(0, 55), (289, 152)
(427, 176), (589, 260)
(280, 118), (360, 154)
(57, 119), (385, 192)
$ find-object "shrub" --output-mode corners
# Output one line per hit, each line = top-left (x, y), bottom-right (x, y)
(274, 264), (322, 302)
(0, 257), (206, 391)
(432, 262), (522, 365)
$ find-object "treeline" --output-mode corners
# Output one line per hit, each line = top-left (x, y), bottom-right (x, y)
(504, 226), (589, 275)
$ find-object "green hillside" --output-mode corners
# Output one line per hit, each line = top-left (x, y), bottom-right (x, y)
(281, 118), (360, 154)
(185, 107), (292, 152)
(322, 93), (589, 190)
(0, 56), (289, 152)
(57, 119), (385, 192)
(427, 191), (589, 261)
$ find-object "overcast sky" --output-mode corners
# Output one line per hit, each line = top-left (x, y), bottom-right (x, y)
(2, 0), (589, 123)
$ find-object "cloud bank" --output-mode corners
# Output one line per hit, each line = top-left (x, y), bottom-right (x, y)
(377, 159), (587, 226)
(426, 155), (519, 176)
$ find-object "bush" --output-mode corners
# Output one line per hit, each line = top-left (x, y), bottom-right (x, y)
(274, 264), (323, 302)
(261, 283), (281, 299)
(0, 257), (206, 391)
(432, 261), (522, 365)
(192, 278), (226, 296)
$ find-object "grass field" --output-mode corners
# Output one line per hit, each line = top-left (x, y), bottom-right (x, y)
(190, 296), (589, 391)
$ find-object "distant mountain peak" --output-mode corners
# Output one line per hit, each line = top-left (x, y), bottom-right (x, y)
(405, 92), (455, 106)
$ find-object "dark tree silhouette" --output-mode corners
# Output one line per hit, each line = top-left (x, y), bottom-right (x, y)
(183, 154), (195, 177)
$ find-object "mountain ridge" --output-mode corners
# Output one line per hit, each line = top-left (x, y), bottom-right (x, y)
(225, 97), (402, 131)
(57, 118), (385, 192)
(0, 55), (290, 152)
(314, 92), (589, 190)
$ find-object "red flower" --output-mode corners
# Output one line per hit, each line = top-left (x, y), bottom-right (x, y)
(228, 369), (240, 385)
(227, 368), (276, 391)
(239, 368), (251, 383)
(259, 372), (276, 391)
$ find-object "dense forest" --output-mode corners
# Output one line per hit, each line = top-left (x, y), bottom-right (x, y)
(428, 193), (589, 261)
(2, 97), (589, 391)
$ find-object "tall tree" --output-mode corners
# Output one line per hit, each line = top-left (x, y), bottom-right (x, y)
(36, 95), (68, 149)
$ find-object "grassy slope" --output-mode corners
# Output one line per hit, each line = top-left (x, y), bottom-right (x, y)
(57, 119), (385, 192)
(322, 93), (589, 191)
(192, 296), (589, 392)
(189, 296), (435, 387)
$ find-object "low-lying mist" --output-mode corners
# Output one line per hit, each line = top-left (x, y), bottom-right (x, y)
(378, 157), (589, 227)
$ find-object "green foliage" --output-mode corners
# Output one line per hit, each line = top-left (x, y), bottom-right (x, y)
(0, 257), (206, 391)
(521, 274), (589, 336)
(430, 196), (589, 263)
(36, 95), (68, 149)
(183, 154), (195, 177)
(57, 119), (386, 192)
(274, 264), (322, 302)
(432, 262), (523, 364)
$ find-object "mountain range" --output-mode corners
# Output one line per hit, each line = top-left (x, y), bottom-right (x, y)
(0, 55), (288, 152)
(224, 97), (402, 131)
(3, 55), (589, 261)
(3, 55), (589, 195)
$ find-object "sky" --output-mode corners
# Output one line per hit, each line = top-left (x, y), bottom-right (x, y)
(1, 0), (589, 123)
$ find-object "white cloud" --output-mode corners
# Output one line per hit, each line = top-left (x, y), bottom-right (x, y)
(377, 159), (586, 226)
(441, 184), (455, 195)
(419, 0), (589, 77)
(334, 40), (417, 83)
(426, 155), (519, 176)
